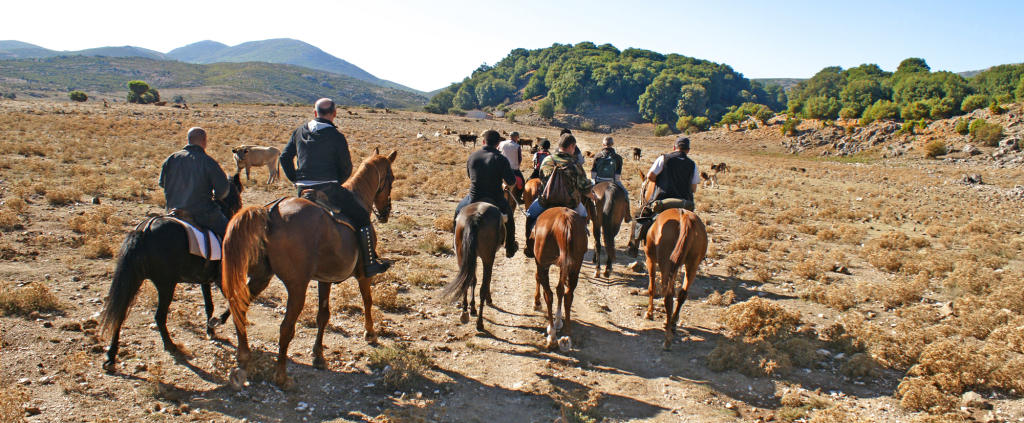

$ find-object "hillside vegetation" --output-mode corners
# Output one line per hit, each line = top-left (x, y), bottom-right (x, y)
(0, 56), (427, 108)
(425, 42), (787, 125)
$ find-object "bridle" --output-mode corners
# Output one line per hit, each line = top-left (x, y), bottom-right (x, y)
(372, 163), (394, 221)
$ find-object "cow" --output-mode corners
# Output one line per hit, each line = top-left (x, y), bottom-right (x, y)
(443, 125), (453, 135)
(632, 148), (642, 161)
(458, 134), (478, 146)
(517, 138), (534, 148)
(232, 145), (281, 184)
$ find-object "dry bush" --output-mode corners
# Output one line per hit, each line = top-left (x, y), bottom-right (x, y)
(801, 285), (858, 311)
(0, 208), (20, 231)
(432, 215), (454, 232)
(808, 406), (851, 423)
(841, 353), (881, 378)
(778, 390), (833, 421)
(774, 208), (803, 225)
(754, 267), (772, 283)
(896, 377), (958, 413)
(372, 282), (406, 311)
(705, 290), (736, 306)
(721, 298), (802, 342)
(45, 186), (81, 205)
(816, 228), (837, 241)
(244, 350), (278, 384)
(738, 222), (782, 240)
(943, 261), (997, 295)
(367, 342), (432, 388)
(987, 316), (1024, 354)
(707, 338), (791, 376)
(869, 273), (929, 309)
(0, 282), (62, 316)
(0, 386), (27, 422)
(386, 215), (418, 232)
(835, 225), (865, 244)
(67, 204), (126, 258)
(734, 204), (759, 219)
(418, 233), (453, 255)
(776, 337), (821, 367)
(3, 197), (27, 214)
(725, 236), (769, 252)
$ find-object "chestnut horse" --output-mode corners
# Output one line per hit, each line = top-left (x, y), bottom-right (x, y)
(221, 149), (397, 390)
(584, 181), (631, 278)
(531, 207), (587, 350)
(522, 178), (542, 212)
(626, 170), (708, 350)
(442, 202), (506, 331)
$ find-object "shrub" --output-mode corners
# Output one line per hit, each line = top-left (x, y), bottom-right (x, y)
(579, 121), (596, 132)
(864, 100), (900, 121)
(924, 140), (946, 158)
(536, 98), (555, 119)
(902, 101), (932, 120)
(898, 121), (915, 136)
(721, 298), (802, 342)
(969, 119), (1004, 146)
(506, 111), (516, 123)
(780, 118), (801, 136)
(989, 101), (1006, 115)
(172, 94), (185, 104)
(367, 342), (432, 388)
(954, 119), (970, 135)
(69, 91), (88, 102)
(838, 107), (860, 119)
(676, 115), (695, 132)
(960, 94), (989, 112)
(447, 107), (465, 116)
(0, 282), (62, 316)
(2, 93), (14, 99)
(654, 124), (670, 137)
(754, 106), (774, 124)
(126, 80), (159, 104)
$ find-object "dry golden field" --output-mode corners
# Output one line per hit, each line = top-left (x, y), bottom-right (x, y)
(1, 99), (1023, 423)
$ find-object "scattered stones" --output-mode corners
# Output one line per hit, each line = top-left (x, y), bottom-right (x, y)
(626, 261), (646, 273)
(939, 302), (954, 318)
(963, 144), (979, 155)
(961, 391), (990, 409)
(24, 406), (42, 416)
(17, 378), (31, 385)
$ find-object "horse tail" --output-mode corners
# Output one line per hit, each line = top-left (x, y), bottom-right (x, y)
(558, 211), (577, 286)
(222, 205), (269, 328)
(601, 185), (620, 248)
(442, 213), (480, 303)
(100, 226), (149, 340)
(667, 212), (695, 296)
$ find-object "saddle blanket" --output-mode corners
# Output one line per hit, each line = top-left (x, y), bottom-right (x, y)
(165, 217), (221, 260)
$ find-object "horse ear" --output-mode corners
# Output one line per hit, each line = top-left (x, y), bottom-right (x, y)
(231, 148), (238, 153)
(387, 150), (398, 162)
(637, 167), (645, 182)
(233, 173), (242, 190)
(372, 147), (380, 156)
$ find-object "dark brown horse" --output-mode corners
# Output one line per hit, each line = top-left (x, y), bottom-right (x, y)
(626, 172), (708, 350)
(522, 178), (542, 211)
(531, 207), (587, 350)
(442, 202), (506, 331)
(221, 148), (397, 390)
(584, 181), (631, 278)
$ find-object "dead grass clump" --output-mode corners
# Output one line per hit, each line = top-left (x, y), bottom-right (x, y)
(3, 197), (27, 214)
(987, 316), (1024, 354)
(417, 233), (453, 255)
(778, 390), (834, 421)
(835, 225), (865, 244)
(808, 406), (851, 423)
(367, 342), (432, 388)
(45, 187), (81, 205)
(0, 386), (27, 422)
(705, 290), (736, 306)
(725, 236), (769, 252)
(943, 261), (996, 295)
(739, 222), (782, 240)
(868, 250), (907, 273)
(432, 215), (454, 232)
(815, 228), (837, 241)
(841, 353), (881, 378)
(0, 282), (62, 316)
(774, 208), (803, 225)
(896, 377), (958, 413)
(707, 338), (791, 376)
(0, 209), (21, 231)
(871, 273), (929, 309)
(386, 215), (418, 232)
(797, 224), (819, 235)
(244, 350), (278, 383)
(373, 282), (407, 312)
(776, 337), (821, 367)
(83, 235), (119, 259)
(801, 285), (858, 311)
(721, 298), (803, 342)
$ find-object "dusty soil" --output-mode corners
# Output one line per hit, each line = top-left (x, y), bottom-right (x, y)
(1, 100), (1022, 423)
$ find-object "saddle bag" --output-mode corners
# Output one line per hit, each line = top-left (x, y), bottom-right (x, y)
(651, 198), (695, 213)
(539, 164), (573, 208)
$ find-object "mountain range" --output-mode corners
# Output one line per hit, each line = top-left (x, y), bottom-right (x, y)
(0, 39), (424, 95)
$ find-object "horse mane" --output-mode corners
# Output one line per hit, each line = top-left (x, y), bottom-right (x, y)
(343, 153), (391, 202)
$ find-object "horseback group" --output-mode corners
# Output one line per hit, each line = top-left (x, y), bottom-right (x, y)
(97, 97), (706, 391)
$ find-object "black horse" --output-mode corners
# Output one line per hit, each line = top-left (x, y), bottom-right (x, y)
(99, 173), (244, 373)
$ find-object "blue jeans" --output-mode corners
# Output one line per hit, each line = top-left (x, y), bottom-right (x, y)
(525, 199), (587, 219)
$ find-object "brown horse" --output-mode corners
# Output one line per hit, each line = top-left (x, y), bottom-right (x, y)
(584, 181), (632, 278)
(221, 148), (397, 390)
(531, 207), (587, 350)
(442, 202), (506, 331)
(522, 178), (542, 211)
(626, 171), (708, 350)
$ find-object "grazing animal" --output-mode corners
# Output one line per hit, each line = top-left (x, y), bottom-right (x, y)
(530, 145), (538, 155)
(443, 125), (452, 135)
(232, 145), (281, 184)
(531, 207), (588, 349)
(153, 101), (167, 106)
(182, 103), (189, 110)
(458, 134), (478, 146)
(517, 138), (534, 147)
(703, 162), (729, 189)
(700, 171), (711, 189)
(221, 149), (397, 391)
(102, 99), (109, 108)
(99, 174), (244, 373)
(626, 174), (708, 350)
(213, 103), (219, 107)
(632, 147), (642, 161)
(442, 201), (507, 331)
(522, 178), (543, 212)
(501, 130), (509, 136)
(584, 150), (594, 159)
(584, 182), (632, 278)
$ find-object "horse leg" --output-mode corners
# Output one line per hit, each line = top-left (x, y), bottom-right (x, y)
(103, 319), (123, 373)
(593, 216), (602, 277)
(662, 264), (678, 351)
(153, 280), (180, 354)
(312, 281), (331, 370)
(645, 255), (657, 320)
(563, 270), (579, 339)
(539, 266), (557, 349)
(357, 277), (377, 343)
(468, 278), (477, 317)
(274, 282), (307, 390)
(477, 260), (493, 332)
(533, 279), (542, 311)
(201, 283), (217, 338)
(460, 289), (470, 325)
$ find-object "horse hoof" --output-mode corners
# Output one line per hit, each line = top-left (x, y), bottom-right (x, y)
(163, 343), (181, 354)
(663, 340), (673, 351)
(594, 269), (601, 278)
(207, 317), (222, 329)
(460, 312), (470, 325)
(229, 368), (247, 391)
(533, 304), (542, 312)
(102, 360), (117, 374)
(365, 332), (378, 344)
(557, 336), (572, 352)
(486, 299), (493, 306)
(476, 322), (485, 332)
(644, 312), (653, 321)
(469, 308), (477, 317)
(277, 376), (296, 391)
(604, 270), (612, 278)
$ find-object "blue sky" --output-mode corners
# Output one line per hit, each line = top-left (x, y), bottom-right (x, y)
(1, 0), (1021, 91)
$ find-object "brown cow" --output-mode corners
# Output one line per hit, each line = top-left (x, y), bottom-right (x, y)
(632, 148), (642, 161)
(232, 145), (281, 184)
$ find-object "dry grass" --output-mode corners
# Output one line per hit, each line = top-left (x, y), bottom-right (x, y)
(367, 342), (432, 388)
(432, 216), (454, 232)
(801, 284), (859, 310)
(721, 298), (802, 342)
(45, 186), (81, 205)
(708, 299), (813, 377)
(705, 290), (736, 306)
(0, 386), (27, 423)
(418, 233), (453, 255)
(0, 282), (62, 316)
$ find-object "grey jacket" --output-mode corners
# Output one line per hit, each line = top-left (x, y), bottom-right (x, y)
(159, 144), (230, 216)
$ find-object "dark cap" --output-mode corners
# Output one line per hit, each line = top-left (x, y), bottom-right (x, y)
(675, 137), (690, 150)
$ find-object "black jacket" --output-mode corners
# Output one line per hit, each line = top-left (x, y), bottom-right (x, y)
(591, 147), (623, 176)
(159, 144), (230, 216)
(654, 151), (696, 202)
(467, 146), (516, 202)
(280, 118), (353, 185)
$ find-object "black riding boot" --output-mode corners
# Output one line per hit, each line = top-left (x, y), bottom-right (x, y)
(504, 216), (518, 258)
(523, 215), (537, 258)
(358, 226), (391, 278)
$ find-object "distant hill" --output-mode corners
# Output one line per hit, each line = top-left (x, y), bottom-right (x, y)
(0, 41), (167, 60)
(167, 39), (422, 94)
(0, 56), (428, 108)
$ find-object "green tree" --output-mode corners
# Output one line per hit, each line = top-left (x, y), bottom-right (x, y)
(141, 92), (156, 104)
(536, 98), (555, 120)
(427, 90), (455, 114)
(839, 107), (860, 119)
(475, 78), (516, 107)
(128, 80), (150, 97)
(68, 91), (88, 102)
(865, 100), (900, 121)
(522, 73), (546, 99)
(803, 96), (841, 119)
(674, 83), (707, 118)
(754, 106), (773, 124)
(452, 85), (476, 110)
(960, 94), (989, 113)
(929, 97), (956, 119)
(637, 73), (682, 124)
(901, 101), (932, 120)
(172, 94), (185, 104)
(839, 78), (884, 114)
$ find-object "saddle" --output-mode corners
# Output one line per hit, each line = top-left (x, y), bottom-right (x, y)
(299, 189), (356, 231)
(632, 199), (695, 246)
(136, 209), (220, 262)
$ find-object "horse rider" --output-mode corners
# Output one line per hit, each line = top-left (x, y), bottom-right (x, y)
(454, 130), (519, 257)
(560, 128), (585, 165)
(638, 136), (700, 218)
(158, 127), (231, 239)
(529, 139), (552, 180)
(497, 131), (525, 198)
(523, 133), (596, 258)
(590, 136), (629, 205)
(279, 98), (391, 277)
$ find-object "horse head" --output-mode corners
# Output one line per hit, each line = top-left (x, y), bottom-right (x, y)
(369, 147), (398, 223)
(217, 173), (245, 217)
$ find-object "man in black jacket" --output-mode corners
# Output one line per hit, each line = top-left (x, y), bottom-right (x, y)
(279, 98), (390, 277)
(590, 136), (629, 205)
(159, 127), (231, 238)
(454, 130), (518, 257)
